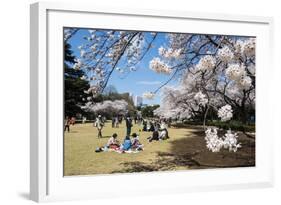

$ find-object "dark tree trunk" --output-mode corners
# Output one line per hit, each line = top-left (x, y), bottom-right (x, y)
(240, 91), (248, 124)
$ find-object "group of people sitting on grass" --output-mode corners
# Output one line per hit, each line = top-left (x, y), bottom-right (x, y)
(95, 132), (144, 153)
(144, 120), (170, 142)
(95, 120), (169, 154)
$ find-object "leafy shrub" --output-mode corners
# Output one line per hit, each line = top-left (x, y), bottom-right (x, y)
(172, 120), (255, 132)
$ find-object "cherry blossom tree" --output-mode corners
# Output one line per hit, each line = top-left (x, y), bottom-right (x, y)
(64, 28), (157, 97)
(81, 99), (128, 116)
(152, 34), (255, 125)
(151, 34), (255, 152)
(66, 28), (255, 152)
(66, 29), (255, 120)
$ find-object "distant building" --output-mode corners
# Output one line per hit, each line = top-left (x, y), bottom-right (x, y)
(134, 95), (143, 107)
(129, 93), (134, 101)
(129, 93), (143, 107)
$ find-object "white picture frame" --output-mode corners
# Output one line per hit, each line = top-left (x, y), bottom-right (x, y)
(30, 2), (274, 202)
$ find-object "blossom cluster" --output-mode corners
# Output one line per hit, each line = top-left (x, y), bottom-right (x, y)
(238, 75), (252, 90)
(109, 38), (129, 61)
(82, 100), (128, 114)
(64, 28), (77, 41)
(243, 38), (255, 57)
(205, 128), (241, 152)
(223, 129), (242, 152)
(80, 75), (87, 80)
(84, 86), (100, 95)
(194, 91), (208, 106)
(205, 128), (224, 152)
(154, 106), (192, 120)
(217, 104), (233, 122)
(149, 57), (172, 74)
(158, 46), (182, 59)
(178, 108), (192, 119)
(225, 64), (246, 81)
(196, 55), (216, 71)
(217, 46), (234, 63)
(235, 38), (255, 57)
(225, 63), (252, 90)
(167, 33), (191, 49)
(73, 59), (83, 70)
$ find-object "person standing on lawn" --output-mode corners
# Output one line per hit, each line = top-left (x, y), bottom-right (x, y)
(125, 115), (133, 136)
(95, 115), (104, 138)
(114, 116), (119, 128)
(64, 116), (71, 132)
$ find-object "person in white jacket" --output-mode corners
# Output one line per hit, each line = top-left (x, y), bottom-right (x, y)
(94, 115), (104, 138)
(159, 122), (169, 140)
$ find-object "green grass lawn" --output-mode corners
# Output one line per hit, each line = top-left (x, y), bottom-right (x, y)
(64, 121), (255, 176)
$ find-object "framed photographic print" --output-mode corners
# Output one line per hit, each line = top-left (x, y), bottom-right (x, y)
(30, 2), (274, 202)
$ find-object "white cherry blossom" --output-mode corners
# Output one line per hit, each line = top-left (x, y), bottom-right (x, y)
(82, 100), (128, 115)
(149, 57), (172, 74)
(218, 46), (234, 63)
(194, 91), (208, 106)
(196, 55), (216, 71)
(205, 128), (241, 152)
(238, 75), (252, 90)
(223, 129), (242, 152)
(158, 46), (182, 59)
(205, 128), (224, 152)
(225, 63), (246, 81)
(243, 38), (255, 57)
(218, 104), (233, 122)
(73, 59), (83, 70)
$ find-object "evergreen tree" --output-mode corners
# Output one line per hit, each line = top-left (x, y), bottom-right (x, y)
(64, 42), (90, 118)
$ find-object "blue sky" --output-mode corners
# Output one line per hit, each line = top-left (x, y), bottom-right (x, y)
(67, 29), (179, 105)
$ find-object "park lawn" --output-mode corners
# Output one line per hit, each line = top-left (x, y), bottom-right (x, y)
(64, 121), (255, 176)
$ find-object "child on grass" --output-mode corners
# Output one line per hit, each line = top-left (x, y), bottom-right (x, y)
(107, 133), (120, 150)
(120, 135), (132, 151)
(131, 133), (143, 151)
(95, 133), (120, 152)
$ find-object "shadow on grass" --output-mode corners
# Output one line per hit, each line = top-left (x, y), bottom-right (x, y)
(100, 135), (112, 139)
(65, 130), (78, 133)
(112, 128), (255, 174)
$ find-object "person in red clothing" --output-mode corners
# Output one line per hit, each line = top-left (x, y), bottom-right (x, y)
(107, 133), (120, 150)
(64, 116), (71, 132)
(70, 117), (76, 125)
(131, 133), (143, 151)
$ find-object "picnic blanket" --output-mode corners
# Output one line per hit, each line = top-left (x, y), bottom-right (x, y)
(95, 146), (143, 154)
(107, 148), (142, 154)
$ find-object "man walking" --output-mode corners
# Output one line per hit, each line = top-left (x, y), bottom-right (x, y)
(95, 115), (104, 138)
(125, 115), (133, 136)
